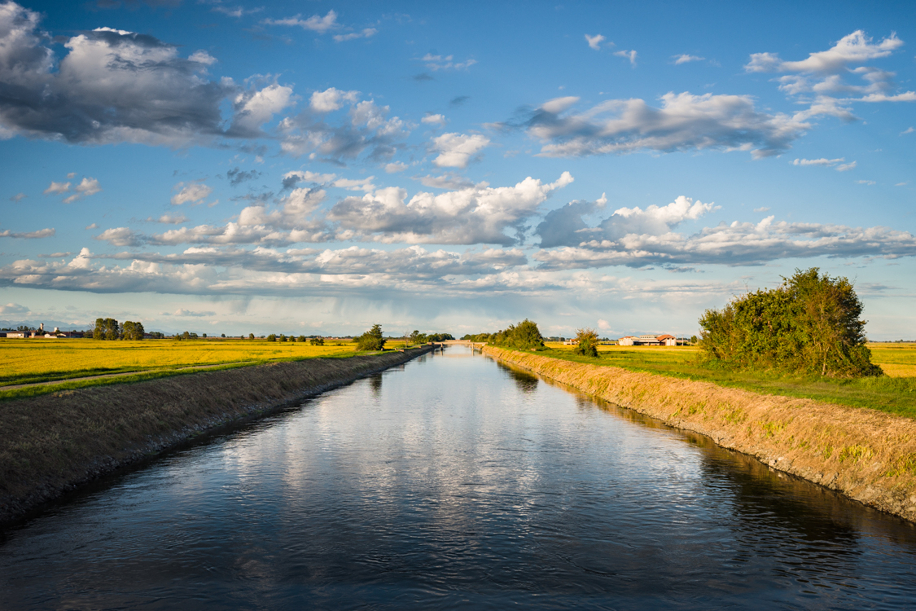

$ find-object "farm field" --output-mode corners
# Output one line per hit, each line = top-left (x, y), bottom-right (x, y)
(540, 342), (916, 418)
(0, 338), (367, 397)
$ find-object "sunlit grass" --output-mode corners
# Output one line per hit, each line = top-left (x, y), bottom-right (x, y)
(0, 338), (360, 389)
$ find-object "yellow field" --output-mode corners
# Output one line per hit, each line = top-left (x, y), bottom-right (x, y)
(543, 341), (916, 378)
(0, 338), (360, 387)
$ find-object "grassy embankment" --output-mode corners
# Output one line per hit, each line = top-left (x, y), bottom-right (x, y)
(540, 342), (916, 419)
(485, 345), (916, 522)
(0, 338), (416, 401)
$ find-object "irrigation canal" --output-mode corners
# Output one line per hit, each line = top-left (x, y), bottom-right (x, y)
(2, 344), (916, 609)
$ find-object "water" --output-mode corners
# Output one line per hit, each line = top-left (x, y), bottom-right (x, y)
(2, 346), (916, 610)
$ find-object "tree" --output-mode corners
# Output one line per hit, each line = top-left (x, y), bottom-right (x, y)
(699, 268), (881, 377)
(279, 334), (286, 342)
(249, 333), (255, 340)
(298, 335), (307, 342)
(266, 334), (277, 342)
(492, 319), (545, 351)
(357, 324), (386, 351)
(93, 318), (120, 340)
(121, 321), (145, 340)
(310, 336), (325, 346)
(573, 328), (599, 357)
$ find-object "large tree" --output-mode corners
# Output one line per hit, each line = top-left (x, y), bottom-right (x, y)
(699, 268), (881, 377)
(357, 324), (386, 351)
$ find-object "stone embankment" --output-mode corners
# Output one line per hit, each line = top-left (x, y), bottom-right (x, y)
(484, 346), (916, 523)
(0, 348), (433, 525)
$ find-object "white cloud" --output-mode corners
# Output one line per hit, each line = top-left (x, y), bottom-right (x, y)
(792, 157), (844, 166)
(745, 31), (902, 74)
(333, 28), (377, 43)
(753, 207), (770, 212)
(10, 193), (26, 202)
(95, 227), (140, 247)
(170, 308), (216, 317)
(901, 127), (915, 135)
(63, 177), (101, 203)
(432, 132), (490, 168)
(537, 195), (717, 248)
(857, 180), (876, 185)
(421, 113), (446, 126)
(385, 162), (408, 173)
(597, 319), (611, 330)
(0, 302), (30, 315)
(309, 87), (360, 113)
(148, 214), (188, 224)
(44, 181), (70, 195)
(263, 10), (338, 33)
(896, 182), (908, 187)
(188, 50), (217, 65)
(527, 93), (807, 158)
(673, 54), (704, 64)
(613, 50), (637, 66)
(85, 223), (98, 230)
(171, 182), (213, 206)
(420, 53), (477, 71)
(333, 177), (376, 192)
(0, 5), (237, 146)
(416, 174), (475, 190)
(836, 161), (857, 172)
(585, 34), (605, 51)
(229, 83), (295, 136)
(0, 227), (54, 239)
(328, 172), (574, 245)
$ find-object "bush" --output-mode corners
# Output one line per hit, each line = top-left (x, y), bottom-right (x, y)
(266, 334), (277, 342)
(310, 337), (325, 346)
(492, 319), (545, 351)
(573, 328), (599, 357)
(699, 268), (882, 377)
(356, 324), (386, 351)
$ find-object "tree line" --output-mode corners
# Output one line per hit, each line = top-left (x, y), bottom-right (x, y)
(92, 318), (145, 340)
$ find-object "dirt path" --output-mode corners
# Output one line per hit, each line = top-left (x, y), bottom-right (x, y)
(0, 362), (256, 392)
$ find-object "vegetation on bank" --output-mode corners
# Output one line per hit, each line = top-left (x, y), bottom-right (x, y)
(463, 319), (546, 350)
(699, 268), (881, 377)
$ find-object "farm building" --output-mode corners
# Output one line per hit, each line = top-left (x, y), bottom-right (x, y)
(618, 334), (678, 346)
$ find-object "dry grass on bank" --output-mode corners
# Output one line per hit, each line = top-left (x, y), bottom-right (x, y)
(538, 342), (916, 418)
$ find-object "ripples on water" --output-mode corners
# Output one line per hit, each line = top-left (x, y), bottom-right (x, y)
(2, 346), (916, 610)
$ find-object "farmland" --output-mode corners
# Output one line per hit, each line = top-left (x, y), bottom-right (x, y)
(540, 342), (916, 418)
(0, 338), (392, 399)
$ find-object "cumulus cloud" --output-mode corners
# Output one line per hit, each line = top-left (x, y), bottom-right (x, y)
(310, 87), (360, 113)
(416, 173), (475, 190)
(421, 113), (446, 126)
(63, 177), (101, 203)
(535, 215), (916, 270)
(0, 302), (30, 315)
(791, 157), (855, 171)
(228, 82), (295, 137)
(385, 162), (408, 173)
(537, 195), (716, 248)
(746, 31), (914, 115)
(147, 214), (188, 224)
(0, 3), (250, 145)
(585, 34), (606, 50)
(524, 93), (807, 159)
(432, 132), (490, 168)
(280, 96), (408, 162)
(0, 227), (55, 239)
(673, 54), (704, 64)
(328, 172), (574, 245)
(171, 182), (213, 206)
(263, 10), (338, 33)
(44, 181), (70, 195)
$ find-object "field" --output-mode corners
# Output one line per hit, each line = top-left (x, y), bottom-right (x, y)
(540, 342), (916, 418)
(0, 338), (393, 400)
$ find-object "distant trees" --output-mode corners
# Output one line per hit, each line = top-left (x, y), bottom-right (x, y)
(249, 333), (255, 340)
(310, 336), (325, 346)
(298, 335), (307, 343)
(266, 334), (277, 342)
(699, 268), (881, 377)
(573, 328), (599, 357)
(357, 324), (386, 351)
(121, 321), (145, 340)
(92, 318), (145, 340)
(490, 319), (546, 351)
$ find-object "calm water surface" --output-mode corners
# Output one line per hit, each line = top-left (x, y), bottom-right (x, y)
(2, 346), (916, 609)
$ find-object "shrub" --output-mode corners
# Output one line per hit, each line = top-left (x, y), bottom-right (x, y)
(356, 324), (386, 351)
(310, 337), (325, 346)
(266, 334), (277, 342)
(573, 328), (599, 357)
(699, 268), (881, 377)
(492, 319), (545, 351)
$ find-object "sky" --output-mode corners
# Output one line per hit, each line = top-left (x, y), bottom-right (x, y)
(0, 0), (914, 339)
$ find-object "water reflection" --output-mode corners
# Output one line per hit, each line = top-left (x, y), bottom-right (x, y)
(2, 345), (916, 610)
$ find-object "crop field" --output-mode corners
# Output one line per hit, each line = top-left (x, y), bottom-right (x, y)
(540, 341), (916, 417)
(0, 338), (362, 392)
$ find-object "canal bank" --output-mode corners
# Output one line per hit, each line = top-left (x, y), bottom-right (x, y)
(484, 345), (916, 524)
(0, 347), (434, 525)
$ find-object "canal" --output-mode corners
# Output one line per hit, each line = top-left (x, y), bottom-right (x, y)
(2, 345), (916, 609)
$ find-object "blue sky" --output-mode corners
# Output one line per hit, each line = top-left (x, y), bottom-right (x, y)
(1, 0), (914, 338)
